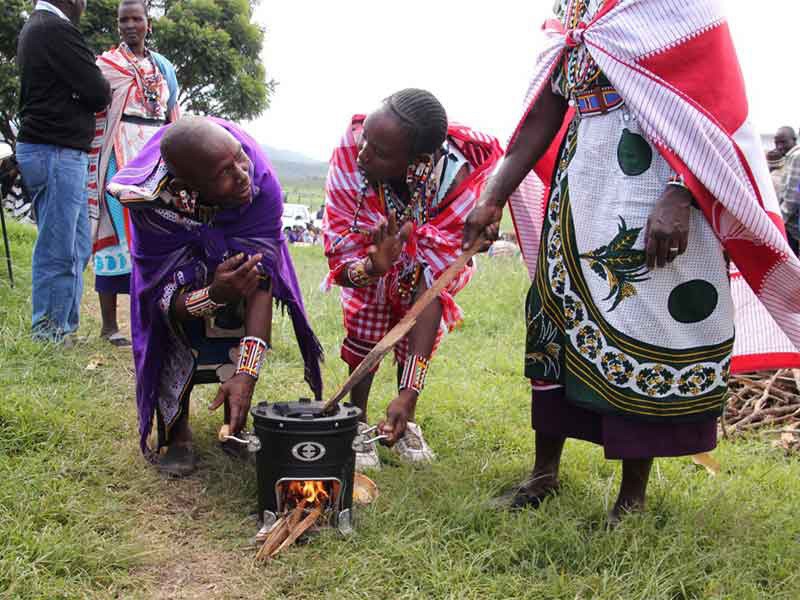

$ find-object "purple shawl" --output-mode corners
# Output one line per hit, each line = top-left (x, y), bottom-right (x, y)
(110, 117), (323, 456)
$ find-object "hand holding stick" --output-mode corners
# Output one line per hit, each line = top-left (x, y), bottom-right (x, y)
(321, 239), (483, 415)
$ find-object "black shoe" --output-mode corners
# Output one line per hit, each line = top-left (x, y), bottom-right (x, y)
(156, 444), (197, 477)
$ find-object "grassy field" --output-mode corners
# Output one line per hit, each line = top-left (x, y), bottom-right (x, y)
(1, 217), (799, 599)
(280, 179), (326, 211)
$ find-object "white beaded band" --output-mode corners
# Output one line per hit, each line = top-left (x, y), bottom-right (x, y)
(235, 336), (270, 379)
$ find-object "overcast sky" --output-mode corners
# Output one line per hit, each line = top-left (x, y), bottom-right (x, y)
(247, 1), (795, 162)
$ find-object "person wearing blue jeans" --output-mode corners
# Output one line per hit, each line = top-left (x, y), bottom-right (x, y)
(16, 144), (93, 339)
(15, 0), (111, 341)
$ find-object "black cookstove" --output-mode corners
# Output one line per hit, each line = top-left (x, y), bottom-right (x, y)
(250, 398), (362, 535)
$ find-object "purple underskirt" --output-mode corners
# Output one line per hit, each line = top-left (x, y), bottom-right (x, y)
(95, 273), (131, 295)
(531, 388), (717, 459)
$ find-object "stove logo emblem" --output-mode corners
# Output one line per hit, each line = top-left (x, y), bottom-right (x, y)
(291, 441), (326, 462)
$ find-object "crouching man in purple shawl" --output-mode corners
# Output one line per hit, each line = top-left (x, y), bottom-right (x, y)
(108, 116), (323, 476)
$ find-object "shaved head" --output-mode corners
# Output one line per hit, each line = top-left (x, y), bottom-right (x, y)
(162, 117), (233, 178)
(161, 117), (253, 207)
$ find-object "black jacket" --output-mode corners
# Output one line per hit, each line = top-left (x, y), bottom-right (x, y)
(16, 10), (111, 152)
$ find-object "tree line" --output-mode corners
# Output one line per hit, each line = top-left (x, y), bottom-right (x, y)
(0, 0), (274, 147)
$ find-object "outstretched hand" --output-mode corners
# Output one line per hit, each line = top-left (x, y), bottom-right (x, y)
(209, 373), (256, 434)
(367, 210), (413, 276)
(462, 200), (503, 252)
(209, 252), (263, 304)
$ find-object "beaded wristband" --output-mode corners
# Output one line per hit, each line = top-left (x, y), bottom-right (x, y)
(399, 354), (430, 394)
(185, 286), (226, 318)
(666, 173), (689, 191)
(347, 258), (377, 288)
(236, 336), (270, 379)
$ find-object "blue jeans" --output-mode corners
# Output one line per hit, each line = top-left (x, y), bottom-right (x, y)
(16, 142), (91, 341)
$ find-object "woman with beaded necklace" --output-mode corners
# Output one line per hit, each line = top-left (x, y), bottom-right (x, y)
(323, 89), (503, 470)
(87, 0), (180, 346)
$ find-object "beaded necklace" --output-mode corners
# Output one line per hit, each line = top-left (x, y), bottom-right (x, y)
(120, 43), (165, 118)
(351, 148), (445, 234)
(350, 149), (446, 299)
(562, 0), (602, 93)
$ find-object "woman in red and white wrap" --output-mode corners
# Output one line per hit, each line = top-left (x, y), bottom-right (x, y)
(463, 0), (800, 521)
(323, 89), (502, 470)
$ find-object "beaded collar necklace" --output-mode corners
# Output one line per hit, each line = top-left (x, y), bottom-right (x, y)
(119, 42), (164, 118)
(562, 0), (603, 92)
(351, 144), (449, 234)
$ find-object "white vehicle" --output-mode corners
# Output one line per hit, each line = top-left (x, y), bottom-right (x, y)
(281, 203), (311, 232)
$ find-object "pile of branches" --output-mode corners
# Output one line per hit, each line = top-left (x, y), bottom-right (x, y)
(723, 369), (800, 453)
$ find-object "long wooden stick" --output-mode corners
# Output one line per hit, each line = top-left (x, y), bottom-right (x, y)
(321, 243), (481, 415)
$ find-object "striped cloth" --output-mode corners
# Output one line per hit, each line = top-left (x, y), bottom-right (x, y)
(507, 0), (800, 373)
(323, 116), (502, 360)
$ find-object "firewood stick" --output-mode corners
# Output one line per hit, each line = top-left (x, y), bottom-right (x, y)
(736, 413), (798, 431)
(256, 501), (308, 561)
(731, 371), (780, 429)
(271, 505), (323, 558)
(321, 242), (481, 415)
(727, 404), (800, 422)
(256, 517), (290, 561)
(287, 500), (307, 529)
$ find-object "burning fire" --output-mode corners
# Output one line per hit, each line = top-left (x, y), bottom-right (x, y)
(286, 480), (331, 508)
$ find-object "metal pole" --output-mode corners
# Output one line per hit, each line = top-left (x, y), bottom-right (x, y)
(0, 202), (13, 287)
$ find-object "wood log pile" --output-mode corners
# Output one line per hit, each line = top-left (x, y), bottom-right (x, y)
(255, 501), (324, 561)
(723, 369), (800, 453)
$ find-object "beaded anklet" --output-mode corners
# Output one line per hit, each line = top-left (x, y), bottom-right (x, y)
(185, 286), (226, 318)
(399, 354), (430, 394)
(236, 336), (270, 379)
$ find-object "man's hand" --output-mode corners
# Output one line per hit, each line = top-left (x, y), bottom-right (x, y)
(209, 253), (263, 304)
(209, 373), (256, 434)
(462, 199), (503, 252)
(645, 186), (692, 269)
(377, 390), (417, 446)
(367, 210), (413, 277)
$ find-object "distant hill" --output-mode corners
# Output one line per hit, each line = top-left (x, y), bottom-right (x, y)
(262, 145), (328, 183)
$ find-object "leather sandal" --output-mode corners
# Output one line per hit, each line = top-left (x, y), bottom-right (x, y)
(491, 475), (561, 510)
(156, 444), (197, 477)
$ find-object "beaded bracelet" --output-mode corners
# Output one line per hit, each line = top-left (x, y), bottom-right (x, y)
(666, 173), (689, 192)
(399, 354), (430, 394)
(236, 336), (270, 379)
(185, 286), (226, 318)
(347, 258), (378, 288)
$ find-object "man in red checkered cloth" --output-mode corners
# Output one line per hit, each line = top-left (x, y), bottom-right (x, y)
(323, 89), (502, 470)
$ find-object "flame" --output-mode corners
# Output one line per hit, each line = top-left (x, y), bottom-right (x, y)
(286, 480), (330, 508)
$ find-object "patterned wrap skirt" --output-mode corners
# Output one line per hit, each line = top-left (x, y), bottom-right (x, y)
(525, 105), (734, 455)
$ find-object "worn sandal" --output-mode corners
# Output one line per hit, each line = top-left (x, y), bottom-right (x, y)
(156, 444), (197, 478)
(106, 331), (132, 347)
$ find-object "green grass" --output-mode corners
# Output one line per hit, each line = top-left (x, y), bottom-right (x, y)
(1, 217), (799, 599)
(281, 179), (326, 211)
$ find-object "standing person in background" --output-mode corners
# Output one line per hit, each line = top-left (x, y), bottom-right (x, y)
(774, 126), (800, 255)
(16, 0), (111, 343)
(88, 0), (180, 346)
